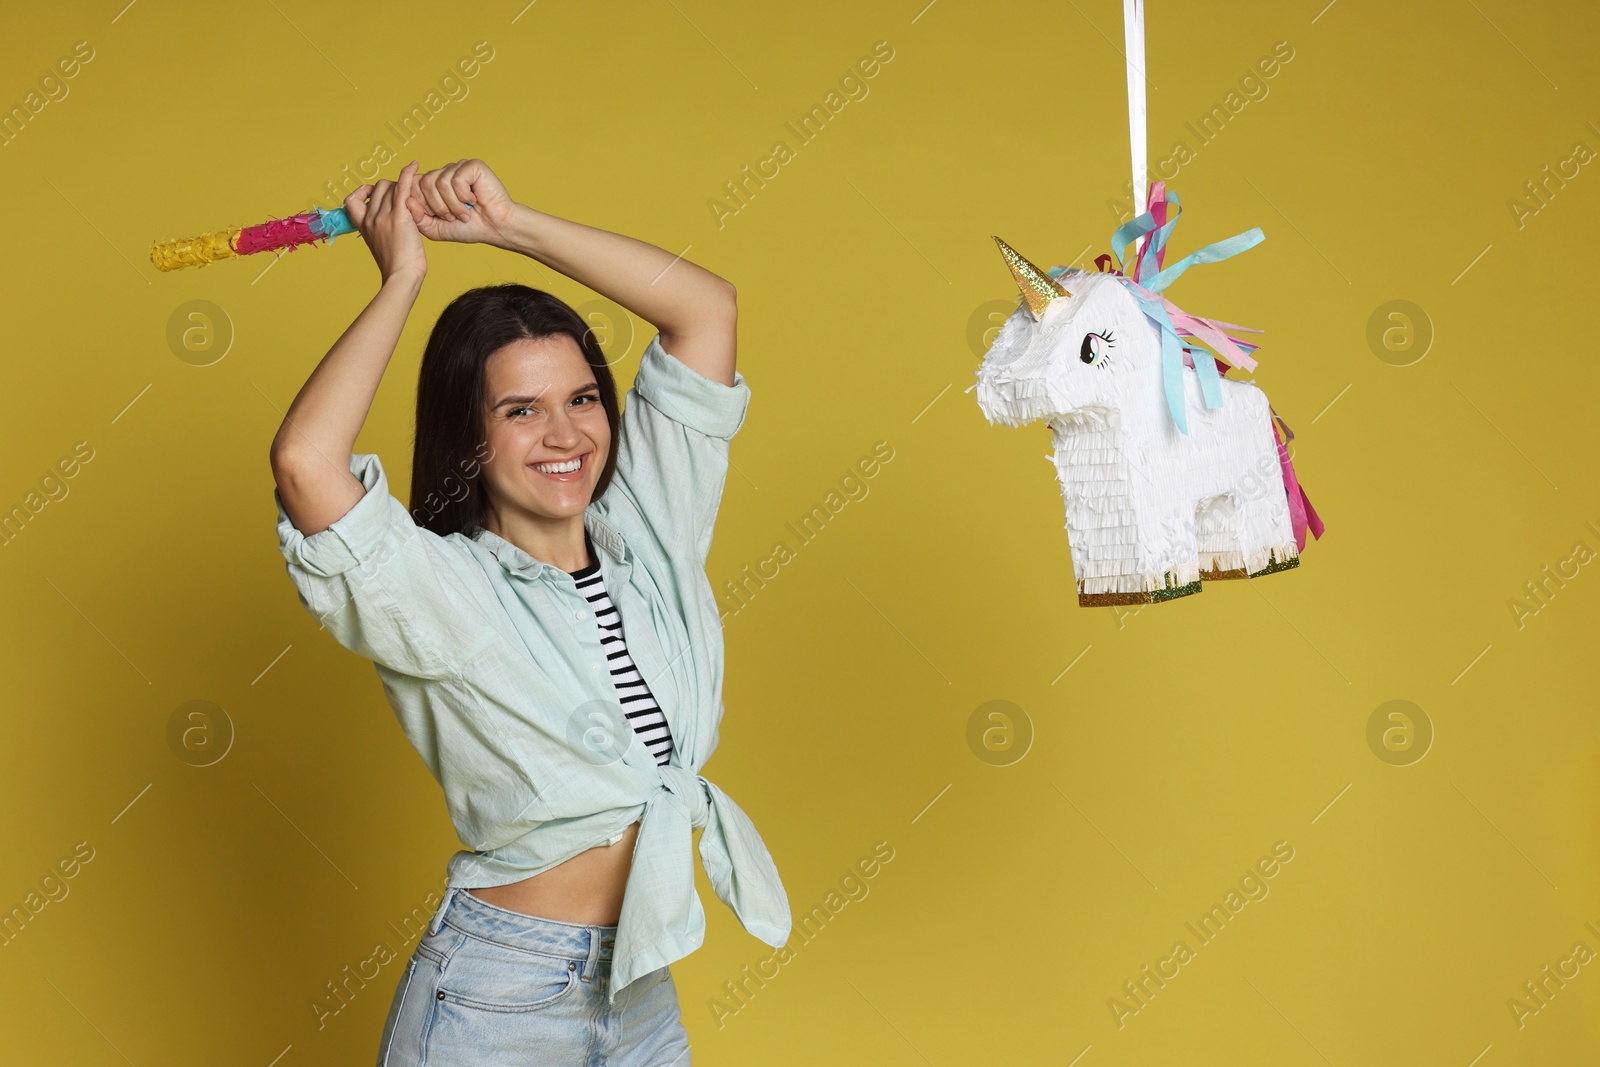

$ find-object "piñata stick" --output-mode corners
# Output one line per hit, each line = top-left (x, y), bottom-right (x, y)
(150, 207), (358, 272)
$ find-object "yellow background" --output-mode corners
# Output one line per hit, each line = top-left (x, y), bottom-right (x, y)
(1, 0), (1597, 1063)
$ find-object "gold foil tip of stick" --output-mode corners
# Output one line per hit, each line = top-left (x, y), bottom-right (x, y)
(150, 228), (241, 272)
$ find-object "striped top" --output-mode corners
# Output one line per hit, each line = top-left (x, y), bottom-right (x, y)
(569, 537), (675, 767)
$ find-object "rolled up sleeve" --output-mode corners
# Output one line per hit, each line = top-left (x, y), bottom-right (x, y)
(631, 333), (751, 439)
(275, 453), (484, 680)
(276, 454), (398, 578)
(603, 334), (750, 565)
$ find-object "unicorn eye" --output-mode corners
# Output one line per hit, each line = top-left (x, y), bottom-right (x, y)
(1080, 330), (1115, 366)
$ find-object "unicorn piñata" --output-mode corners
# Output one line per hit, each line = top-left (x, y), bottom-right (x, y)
(972, 182), (1323, 608)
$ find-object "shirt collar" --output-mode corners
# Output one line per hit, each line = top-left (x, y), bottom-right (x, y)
(471, 507), (630, 581)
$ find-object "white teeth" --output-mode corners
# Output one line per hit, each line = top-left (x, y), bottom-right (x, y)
(534, 457), (583, 474)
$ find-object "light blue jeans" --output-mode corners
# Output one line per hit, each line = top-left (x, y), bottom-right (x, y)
(376, 886), (692, 1066)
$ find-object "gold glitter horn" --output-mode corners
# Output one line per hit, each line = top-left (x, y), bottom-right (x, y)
(993, 235), (1070, 320)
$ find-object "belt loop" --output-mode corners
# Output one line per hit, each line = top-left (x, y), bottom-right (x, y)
(428, 887), (458, 937)
(581, 926), (603, 983)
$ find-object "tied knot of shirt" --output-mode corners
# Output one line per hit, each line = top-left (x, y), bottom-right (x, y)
(658, 761), (711, 826)
(611, 762), (791, 1001)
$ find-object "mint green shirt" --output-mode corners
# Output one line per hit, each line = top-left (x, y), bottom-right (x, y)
(273, 333), (791, 1002)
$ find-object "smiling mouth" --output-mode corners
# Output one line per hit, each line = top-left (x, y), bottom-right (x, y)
(529, 452), (590, 482)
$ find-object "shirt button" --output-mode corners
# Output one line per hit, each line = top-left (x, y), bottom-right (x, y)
(575, 609), (587, 620)
(591, 662), (600, 671)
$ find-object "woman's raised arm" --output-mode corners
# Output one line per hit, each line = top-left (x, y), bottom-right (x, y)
(270, 161), (429, 536)
(405, 158), (738, 387)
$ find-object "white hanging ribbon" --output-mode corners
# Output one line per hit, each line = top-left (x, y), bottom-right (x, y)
(1122, 0), (1147, 219)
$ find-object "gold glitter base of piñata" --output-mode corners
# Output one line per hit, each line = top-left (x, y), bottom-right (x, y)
(1076, 549), (1300, 607)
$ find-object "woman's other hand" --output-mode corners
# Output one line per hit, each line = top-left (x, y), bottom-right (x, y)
(345, 160), (427, 286)
(406, 158), (515, 246)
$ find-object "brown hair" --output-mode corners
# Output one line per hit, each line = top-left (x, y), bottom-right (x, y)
(409, 284), (620, 537)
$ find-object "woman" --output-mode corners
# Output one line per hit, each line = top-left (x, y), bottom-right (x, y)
(270, 159), (791, 1065)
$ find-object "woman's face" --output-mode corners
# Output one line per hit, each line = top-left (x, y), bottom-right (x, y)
(477, 333), (610, 531)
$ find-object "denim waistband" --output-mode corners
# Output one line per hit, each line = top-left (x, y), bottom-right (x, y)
(428, 886), (618, 964)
